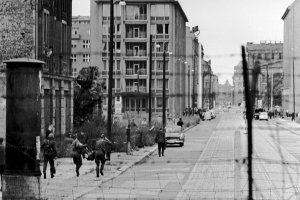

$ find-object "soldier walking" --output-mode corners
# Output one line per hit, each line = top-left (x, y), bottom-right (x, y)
(72, 136), (87, 177)
(41, 133), (57, 179)
(156, 128), (166, 157)
(94, 134), (111, 177)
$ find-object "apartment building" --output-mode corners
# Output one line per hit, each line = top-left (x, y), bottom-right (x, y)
(0, 0), (73, 138)
(232, 62), (244, 106)
(185, 26), (200, 110)
(71, 16), (91, 77)
(282, 1), (300, 114)
(90, 0), (188, 118)
(246, 42), (283, 109)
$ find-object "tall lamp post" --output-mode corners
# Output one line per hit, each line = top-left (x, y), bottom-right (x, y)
(107, 0), (126, 140)
(162, 45), (172, 129)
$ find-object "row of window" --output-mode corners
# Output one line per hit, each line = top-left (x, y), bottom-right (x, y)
(100, 78), (169, 90)
(251, 52), (282, 60)
(71, 54), (90, 62)
(102, 24), (169, 35)
(72, 40), (90, 48)
(102, 4), (170, 18)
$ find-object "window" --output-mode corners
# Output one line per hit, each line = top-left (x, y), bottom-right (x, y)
(279, 53), (282, 59)
(157, 60), (168, 70)
(43, 9), (50, 47)
(117, 60), (120, 70)
(83, 40), (90, 48)
(103, 42), (108, 52)
(116, 79), (120, 89)
(71, 54), (77, 62)
(151, 4), (170, 17)
(157, 97), (168, 108)
(103, 60), (107, 70)
(157, 79), (168, 89)
(134, 28), (139, 38)
(134, 46), (139, 56)
(165, 24), (169, 34)
(71, 40), (77, 48)
(72, 68), (77, 77)
(157, 24), (163, 34)
(83, 54), (90, 62)
(72, 28), (79, 35)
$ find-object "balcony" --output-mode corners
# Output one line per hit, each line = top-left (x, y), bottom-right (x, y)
(125, 86), (147, 93)
(125, 68), (147, 75)
(126, 14), (147, 21)
(126, 31), (147, 39)
(102, 35), (121, 39)
(102, 51), (121, 57)
(150, 16), (169, 21)
(126, 50), (147, 57)
(154, 34), (169, 39)
(72, 34), (80, 40)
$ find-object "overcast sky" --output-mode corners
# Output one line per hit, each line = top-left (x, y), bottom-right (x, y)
(72, 0), (294, 84)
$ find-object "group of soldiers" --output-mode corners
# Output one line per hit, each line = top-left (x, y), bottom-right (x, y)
(41, 125), (112, 179)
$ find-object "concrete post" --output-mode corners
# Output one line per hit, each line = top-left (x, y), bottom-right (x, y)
(2, 58), (43, 199)
(126, 125), (131, 155)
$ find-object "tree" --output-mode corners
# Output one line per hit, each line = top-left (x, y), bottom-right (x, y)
(73, 66), (106, 127)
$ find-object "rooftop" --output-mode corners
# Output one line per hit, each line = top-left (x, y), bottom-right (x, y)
(94, 0), (188, 22)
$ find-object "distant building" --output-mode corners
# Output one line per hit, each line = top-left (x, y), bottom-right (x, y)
(211, 74), (219, 108)
(71, 16), (91, 77)
(218, 80), (233, 107)
(246, 42), (283, 109)
(0, 0), (73, 139)
(232, 62), (244, 106)
(90, 0), (188, 118)
(202, 59), (213, 109)
(185, 26), (200, 110)
(282, 1), (300, 114)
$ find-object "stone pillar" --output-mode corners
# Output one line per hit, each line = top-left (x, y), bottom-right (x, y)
(3, 58), (43, 199)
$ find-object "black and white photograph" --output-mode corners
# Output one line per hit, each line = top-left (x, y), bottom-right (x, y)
(0, 0), (299, 199)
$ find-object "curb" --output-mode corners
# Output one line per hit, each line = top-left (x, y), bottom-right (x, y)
(75, 145), (157, 199)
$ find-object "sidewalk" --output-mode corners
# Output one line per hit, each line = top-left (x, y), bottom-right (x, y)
(274, 117), (300, 129)
(0, 145), (157, 200)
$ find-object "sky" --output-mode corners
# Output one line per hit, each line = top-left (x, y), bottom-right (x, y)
(72, 0), (295, 84)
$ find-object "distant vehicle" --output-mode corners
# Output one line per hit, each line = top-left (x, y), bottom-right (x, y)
(165, 126), (185, 147)
(204, 112), (212, 120)
(259, 112), (268, 121)
(223, 108), (229, 112)
(254, 108), (265, 120)
(210, 110), (216, 119)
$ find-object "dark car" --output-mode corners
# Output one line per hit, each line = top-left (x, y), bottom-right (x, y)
(254, 108), (265, 120)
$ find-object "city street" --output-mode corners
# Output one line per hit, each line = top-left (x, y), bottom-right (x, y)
(78, 108), (300, 200)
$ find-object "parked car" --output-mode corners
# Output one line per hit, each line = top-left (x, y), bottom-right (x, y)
(259, 112), (268, 121)
(210, 110), (216, 119)
(204, 111), (212, 120)
(165, 126), (185, 147)
(254, 108), (265, 120)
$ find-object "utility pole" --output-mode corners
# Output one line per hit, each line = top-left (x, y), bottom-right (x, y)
(107, 0), (114, 140)
(163, 50), (166, 129)
(137, 69), (140, 115)
(267, 64), (269, 110)
(293, 58), (295, 120)
(242, 46), (253, 200)
(148, 34), (152, 125)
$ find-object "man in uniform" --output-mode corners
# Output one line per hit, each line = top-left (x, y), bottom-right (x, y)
(72, 136), (87, 176)
(41, 133), (57, 179)
(94, 134), (111, 177)
(156, 128), (166, 157)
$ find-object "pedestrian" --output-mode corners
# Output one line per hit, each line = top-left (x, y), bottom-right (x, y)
(46, 124), (54, 138)
(71, 136), (87, 176)
(155, 128), (166, 157)
(292, 112), (295, 121)
(0, 138), (5, 192)
(177, 118), (184, 127)
(94, 134), (110, 177)
(286, 110), (289, 117)
(41, 133), (57, 179)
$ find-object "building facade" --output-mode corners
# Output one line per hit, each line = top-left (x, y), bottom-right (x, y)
(282, 1), (300, 114)
(232, 61), (244, 106)
(202, 59), (213, 109)
(71, 16), (91, 77)
(218, 80), (233, 107)
(90, 0), (188, 119)
(246, 42), (283, 109)
(0, 0), (73, 139)
(211, 74), (219, 108)
(185, 26), (200, 110)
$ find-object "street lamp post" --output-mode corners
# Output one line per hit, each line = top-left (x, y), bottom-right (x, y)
(107, 0), (125, 140)
(293, 58), (295, 120)
(192, 68), (195, 115)
(148, 35), (153, 125)
(163, 51), (166, 129)
(266, 64), (269, 111)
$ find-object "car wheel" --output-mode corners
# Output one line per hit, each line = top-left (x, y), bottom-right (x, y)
(179, 143), (183, 147)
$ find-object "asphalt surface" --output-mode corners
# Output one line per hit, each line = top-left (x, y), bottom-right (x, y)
(79, 116), (221, 199)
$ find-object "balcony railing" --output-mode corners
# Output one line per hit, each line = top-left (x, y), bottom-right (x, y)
(125, 86), (147, 93)
(126, 50), (147, 57)
(125, 68), (147, 75)
(126, 32), (147, 38)
(126, 14), (147, 21)
(102, 51), (121, 57)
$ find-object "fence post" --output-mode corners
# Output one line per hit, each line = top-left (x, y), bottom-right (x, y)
(126, 125), (131, 155)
